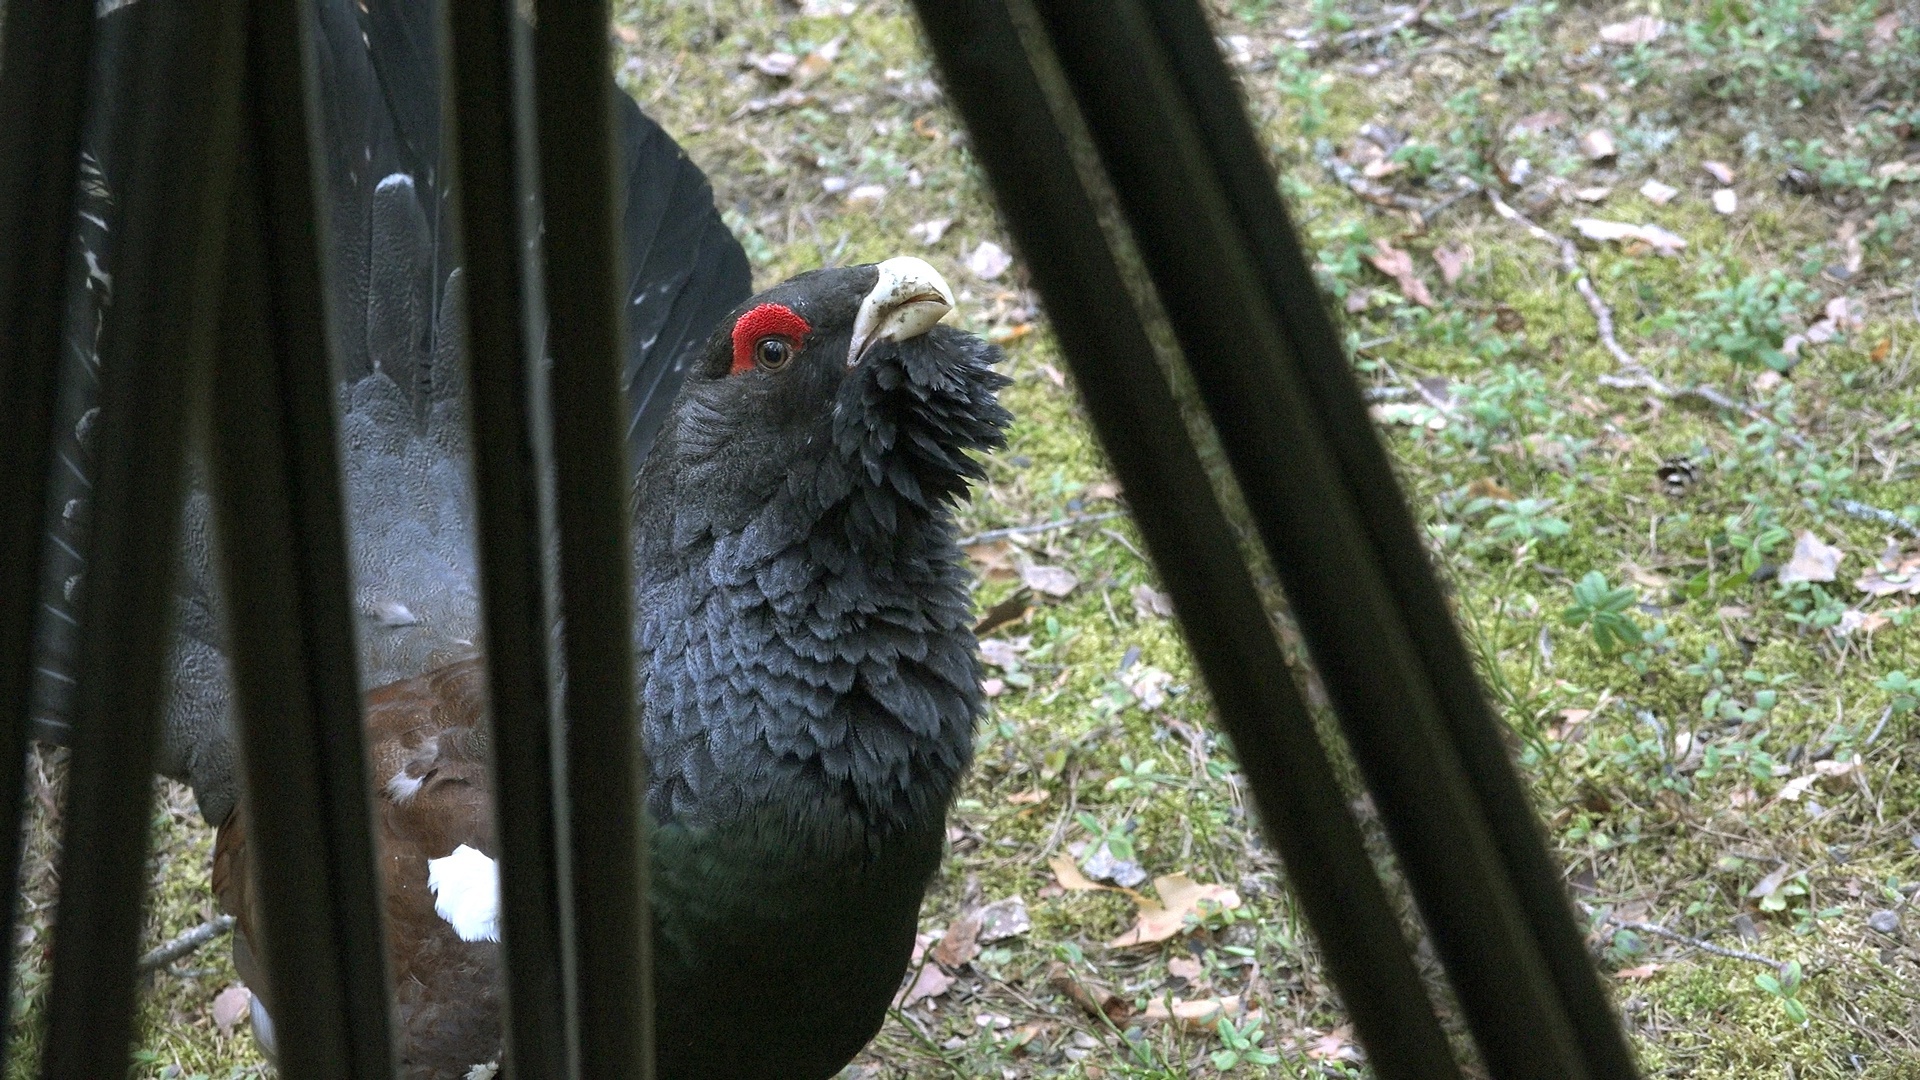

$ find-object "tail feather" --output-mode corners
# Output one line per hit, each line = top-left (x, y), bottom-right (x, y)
(32, 0), (751, 831)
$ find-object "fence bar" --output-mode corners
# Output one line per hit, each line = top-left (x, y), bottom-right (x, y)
(1131, 6), (1643, 1073)
(528, 0), (653, 1075)
(38, 0), (249, 1072)
(911, 3), (1467, 1075)
(1017, 1), (1635, 1076)
(199, 0), (400, 1070)
(0, 0), (96, 1062)
(438, 0), (579, 1074)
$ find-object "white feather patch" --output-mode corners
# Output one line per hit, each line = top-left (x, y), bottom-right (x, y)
(428, 845), (500, 943)
(386, 769), (424, 804)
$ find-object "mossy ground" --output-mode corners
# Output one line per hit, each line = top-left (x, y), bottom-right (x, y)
(12, 0), (1920, 1076)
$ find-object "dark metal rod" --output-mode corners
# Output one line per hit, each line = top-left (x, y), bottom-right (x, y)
(1022, 1), (1625, 1075)
(1132, 6), (1641, 1073)
(438, 0), (578, 1073)
(910, 4), (1464, 1075)
(0, 0), (95, 1063)
(200, 0), (399, 1068)
(528, 0), (652, 1074)
(39, 0), (249, 1071)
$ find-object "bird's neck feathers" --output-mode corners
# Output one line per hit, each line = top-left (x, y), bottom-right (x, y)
(635, 328), (1009, 853)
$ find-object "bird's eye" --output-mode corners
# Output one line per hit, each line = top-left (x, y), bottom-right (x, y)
(756, 337), (794, 371)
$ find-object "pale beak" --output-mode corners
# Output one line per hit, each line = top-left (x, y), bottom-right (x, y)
(848, 256), (955, 366)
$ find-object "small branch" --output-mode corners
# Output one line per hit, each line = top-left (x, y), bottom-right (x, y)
(1835, 498), (1920, 541)
(1318, 0), (1434, 53)
(956, 511), (1123, 548)
(1605, 915), (1783, 971)
(139, 915), (235, 973)
(1482, 190), (1809, 447)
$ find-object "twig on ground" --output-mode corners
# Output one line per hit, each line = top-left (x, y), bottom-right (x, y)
(887, 1007), (969, 1078)
(138, 914), (235, 973)
(956, 511), (1124, 548)
(1315, 0), (1434, 54)
(1481, 190), (1809, 447)
(1835, 498), (1920, 541)
(1604, 914), (1784, 971)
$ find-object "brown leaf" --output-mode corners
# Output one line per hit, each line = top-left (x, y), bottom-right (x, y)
(1086, 479), (1122, 500)
(212, 985), (251, 1037)
(896, 962), (954, 1008)
(1131, 584), (1174, 620)
(1599, 16), (1667, 44)
(1639, 178), (1679, 205)
(1108, 874), (1242, 948)
(1579, 129), (1618, 161)
(1049, 853), (1107, 893)
(611, 23), (639, 44)
(1007, 788), (1050, 806)
(1166, 956), (1204, 981)
(932, 913), (982, 968)
(790, 36), (843, 85)
(1702, 160), (1736, 184)
(1856, 544), (1920, 596)
(1748, 864), (1792, 901)
(1021, 563), (1080, 598)
(1615, 963), (1663, 980)
(1048, 962), (1132, 1023)
(1509, 109), (1568, 137)
(1142, 994), (1243, 1029)
(1306, 1024), (1362, 1062)
(979, 637), (1026, 670)
(1366, 241), (1434, 307)
(1871, 338), (1892, 362)
(1466, 477), (1516, 502)
(965, 539), (1019, 581)
(974, 589), (1033, 636)
(1432, 243), (1472, 284)
(1873, 11), (1903, 42)
(1779, 531), (1844, 585)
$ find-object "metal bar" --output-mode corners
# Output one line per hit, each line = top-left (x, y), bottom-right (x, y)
(1131, 7), (1642, 1073)
(438, 0), (578, 1073)
(38, 0), (250, 1071)
(527, 0), (652, 1074)
(910, 4), (1465, 1075)
(199, 0), (399, 1068)
(1019, 1), (1627, 1075)
(0, 0), (95, 1063)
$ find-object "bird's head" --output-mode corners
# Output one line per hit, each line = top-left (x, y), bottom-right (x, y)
(642, 256), (1011, 542)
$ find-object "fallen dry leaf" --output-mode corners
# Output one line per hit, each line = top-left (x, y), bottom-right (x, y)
(1571, 217), (1687, 256)
(1573, 186), (1614, 203)
(1166, 956), (1204, 981)
(910, 217), (953, 245)
(966, 539), (1019, 580)
(1579, 129), (1618, 161)
(1306, 1025), (1362, 1062)
(746, 50), (799, 77)
(212, 984), (252, 1037)
(1871, 338), (1893, 362)
(932, 913), (982, 968)
(1007, 788), (1050, 805)
(1877, 161), (1920, 184)
(1432, 243), (1472, 284)
(1779, 531), (1844, 585)
(1599, 15), (1667, 44)
(1048, 961), (1132, 1023)
(1703, 160), (1737, 184)
(979, 637), (1026, 670)
(1856, 544), (1920, 596)
(1021, 563), (1080, 597)
(974, 590), (1033, 637)
(1836, 609), (1891, 636)
(1873, 11), (1903, 42)
(1142, 994), (1243, 1029)
(1748, 864), (1792, 901)
(968, 240), (1013, 281)
(1615, 963), (1664, 980)
(896, 962), (954, 1008)
(976, 895), (1032, 943)
(1122, 666), (1174, 710)
(1639, 178), (1679, 204)
(1711, 188), (1738, 215)
(1466, 476), (1516, 501)
(790, 36), (843, 85)
(1778, 773), (1820, 802)
(1086, 479), (1122, 500)
(1131, 584), (1174, 619)
(1108, 874), (1242, 948)
(1509, 109), (1568, 137)
(1366, 241), (1435, 307)
(1049, 853), (1107, 893)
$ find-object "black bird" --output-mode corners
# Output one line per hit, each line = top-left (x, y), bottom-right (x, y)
(39, 1), (1009, 1077)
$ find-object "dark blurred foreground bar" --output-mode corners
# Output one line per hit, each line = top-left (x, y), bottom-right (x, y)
(36, 0), (248, 1072)
(0, 0), (95, 1059)
(913, 1), (1642, 1077)
(203, 0), (399, 1070)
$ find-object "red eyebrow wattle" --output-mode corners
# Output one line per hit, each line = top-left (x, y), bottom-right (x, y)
(731, 303), (812, 374)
